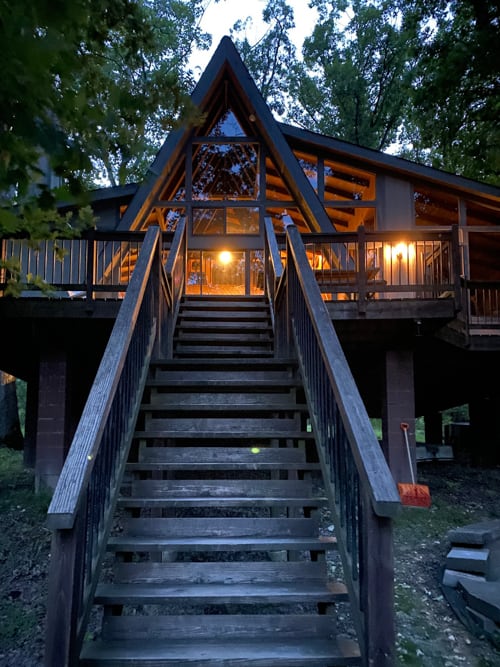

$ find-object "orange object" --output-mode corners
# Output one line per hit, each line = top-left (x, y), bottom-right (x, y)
(398, 423), (431, 508)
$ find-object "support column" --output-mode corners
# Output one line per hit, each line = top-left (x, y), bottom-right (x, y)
(0, 370), (23, 448)
(35, 347), (70, 491)
(24, 373), (39, 469)
(382, 349), (416, 483)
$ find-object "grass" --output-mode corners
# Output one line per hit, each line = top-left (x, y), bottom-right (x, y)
(0, 448), (52, 654)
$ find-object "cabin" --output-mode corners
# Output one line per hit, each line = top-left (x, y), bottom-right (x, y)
(1, 36), (500, 666)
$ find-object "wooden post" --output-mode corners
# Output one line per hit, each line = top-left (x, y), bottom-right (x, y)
(45, 520), (83, 666)
(357, 225), (367, 314)
(361, 497), (396, 666)
(85, 230), (95, 303)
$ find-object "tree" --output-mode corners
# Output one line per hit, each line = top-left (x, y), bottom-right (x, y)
(0, 0), (214, 236)
(286, 0), (418, 151)
(404, 0), (500, 185)
(77, 0), (214, 186)
(230, 0), (299, 117)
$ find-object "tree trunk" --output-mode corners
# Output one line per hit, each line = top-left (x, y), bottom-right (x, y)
(0, 371), (24, 449)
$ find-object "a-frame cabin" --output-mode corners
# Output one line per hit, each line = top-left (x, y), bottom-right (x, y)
(1, 36), (500, 666)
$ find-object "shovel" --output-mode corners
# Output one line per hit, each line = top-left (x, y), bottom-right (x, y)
(398, 422), (431, 508)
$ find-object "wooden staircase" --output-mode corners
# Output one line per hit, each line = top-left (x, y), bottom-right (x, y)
(80, 296), (361, 666)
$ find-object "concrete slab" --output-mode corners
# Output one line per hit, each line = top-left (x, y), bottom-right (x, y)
(442, 568), (486, 588)
(447, 519), (500, 546)
(446, 547), (490, 575)
(457, 579), (500, 623)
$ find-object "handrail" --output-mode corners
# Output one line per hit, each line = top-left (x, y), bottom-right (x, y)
(280, 223), (401, 665)
(159, 218), (187, 358)
(263, 217), (284, 321)
(44, 226), (169, 666)
(165, 216), (186, 305)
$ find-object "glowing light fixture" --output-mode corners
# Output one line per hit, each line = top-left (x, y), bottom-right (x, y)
(219, 250), (232, 265)
(384, 242), (415, 263)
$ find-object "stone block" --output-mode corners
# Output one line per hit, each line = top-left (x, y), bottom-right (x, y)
(447, 519), (500, 546)
(446, 546), (490, 575)
(442, 568), (486, 589)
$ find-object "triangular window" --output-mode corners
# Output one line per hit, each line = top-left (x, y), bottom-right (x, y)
(209, 109), (246, 137)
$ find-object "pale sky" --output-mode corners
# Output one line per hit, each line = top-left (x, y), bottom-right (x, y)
(190, 0), (319, 73)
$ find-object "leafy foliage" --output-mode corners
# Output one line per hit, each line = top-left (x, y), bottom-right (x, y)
(0, 0), (214, 239)
(230, 0), (299, 117)
(288, 0), (417, 151)
(404, 0), (500, 185)
(232, 0), (498, 184)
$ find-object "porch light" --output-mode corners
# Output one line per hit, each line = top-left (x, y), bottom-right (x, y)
(385, 242), (416, 263)
(219, 250), (232, 265)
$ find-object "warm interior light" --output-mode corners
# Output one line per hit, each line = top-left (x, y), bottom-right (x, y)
(394, 242), (407, 261)
(219, 250), (232, 265)
(384, 242), (415, 263)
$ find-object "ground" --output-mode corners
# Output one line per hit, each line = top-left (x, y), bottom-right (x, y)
(0, 449), (499, 666)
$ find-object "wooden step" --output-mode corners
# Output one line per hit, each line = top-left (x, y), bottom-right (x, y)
(100, 613), (337, 640)
(143, 394), (305, 409)
(111, 561), (331, 585)
(146, 374), (300, 387)
(178, 310), (271, 321)
(134, 430), (314, 441)
(130, 445), (317, 470)
(122, 517), (318, 537)
(123, 479), (320, 499)
(149, 358), (297, 370)
(107, 534), (337, 553)
(95, 582), (346, 606)
(118, 496), (326, 509)
(174, 332), (272, 345)
(80, 637), (361, 666)
(139, 416), (305, 435)
(177, 320), (272, 331)
(180, 297), (269, 309)
(174, 345), (274, 357)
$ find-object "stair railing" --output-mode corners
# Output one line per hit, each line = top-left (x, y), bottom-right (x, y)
(281, 223), (401, 667)
(163, 216), (187, 356)
(44, 226), (169, 666)
(263, 216), (284, 311)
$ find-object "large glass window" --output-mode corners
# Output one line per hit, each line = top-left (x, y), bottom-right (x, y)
(324, 160), (375, 201)
(414, 188), (458, 226)
(193, 207), (259, 235)
(295, 151), (318, 191)
(466, 201), (499, 226)
(325, 206), (376, 231)
(192, 143), (259, 200)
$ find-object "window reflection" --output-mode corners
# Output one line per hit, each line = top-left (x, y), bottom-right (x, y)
(193, 207), (259, 235)
(414, 188), (458, 226)
(209, 109), (246, 137)
(324, 160), (374, 201)
(192, 143), (259, 200)
(325, 207), (376, 232)
(295, 152), (318, 191)
(192, 209), (224, 235)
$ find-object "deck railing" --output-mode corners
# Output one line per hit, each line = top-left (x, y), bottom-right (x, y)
(278, 223), (401, 666)
(44, 227), (169, 666)
(0, 230), (173, 299)
(301, 226), (460, 310)
(457, 227), (500, 334)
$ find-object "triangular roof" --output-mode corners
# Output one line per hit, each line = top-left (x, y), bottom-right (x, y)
(118, 36), (499, 233)
(118, 36), (335, 232)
